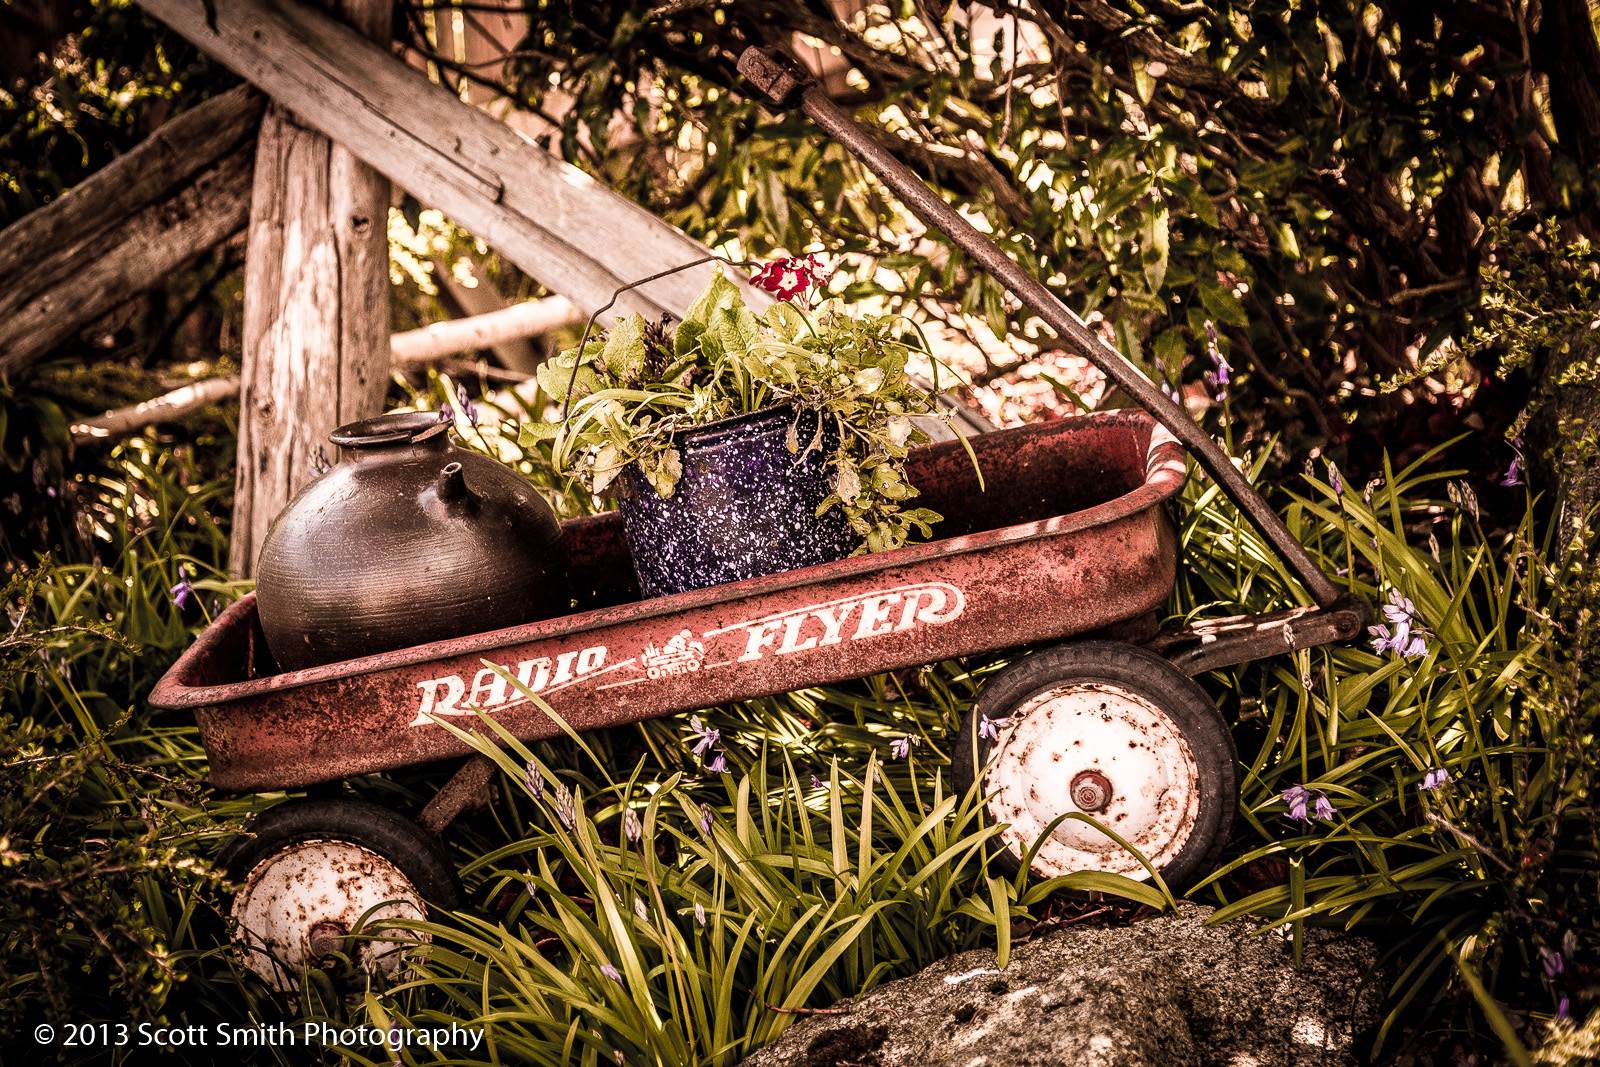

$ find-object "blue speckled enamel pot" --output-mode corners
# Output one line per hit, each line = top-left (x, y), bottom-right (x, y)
(618, 405), (857, 598)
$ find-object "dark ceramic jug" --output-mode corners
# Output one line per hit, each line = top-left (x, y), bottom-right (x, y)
(619, 405), (856, 598)
(255, 410), (567, 671)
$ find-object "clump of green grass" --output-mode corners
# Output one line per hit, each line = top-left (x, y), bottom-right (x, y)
(0, 445), (254, 1043)
(1173, 441), (1589, 1060)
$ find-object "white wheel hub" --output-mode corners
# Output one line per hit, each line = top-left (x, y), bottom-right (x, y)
(983, 681), (1201, 881)
(231, 839), (429, 992)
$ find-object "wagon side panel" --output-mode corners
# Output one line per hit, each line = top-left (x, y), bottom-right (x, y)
(199, 508), (1175, 790)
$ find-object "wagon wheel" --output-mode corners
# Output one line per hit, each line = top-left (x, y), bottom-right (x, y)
(220, 798), (460, 993)
(953, 641), (1236, 891)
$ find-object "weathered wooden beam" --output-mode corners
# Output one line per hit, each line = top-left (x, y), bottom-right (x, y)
(134, 0), (755, 323)
(391, 293), (580, 366)
(229, 0), (394, 577)
(0, 85), (263, 377)
(69, 295), (578, 444)
(70, 376), (241, 445)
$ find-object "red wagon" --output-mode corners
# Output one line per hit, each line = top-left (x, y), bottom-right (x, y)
(150, 47), (1368, 991)
(152, 411), (1362, 988)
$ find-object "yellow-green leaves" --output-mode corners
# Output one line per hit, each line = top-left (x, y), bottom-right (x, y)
(1142, 205), (1171, 292)
(541, 268), (966, 554)
(603, 313), (648, 383)
(1197, 275), (1249, 328)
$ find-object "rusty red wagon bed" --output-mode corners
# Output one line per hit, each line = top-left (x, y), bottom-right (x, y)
(156, 409), (1360, 793)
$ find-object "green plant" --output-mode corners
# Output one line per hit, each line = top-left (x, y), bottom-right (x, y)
(1162, 440), (1592, 1061)
(525, 267), (973, 553)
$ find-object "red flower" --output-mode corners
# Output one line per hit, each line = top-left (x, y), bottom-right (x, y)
(750, 254), (829, 302)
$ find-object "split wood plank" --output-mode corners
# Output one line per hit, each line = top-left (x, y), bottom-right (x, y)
(0, 85), (263, 377)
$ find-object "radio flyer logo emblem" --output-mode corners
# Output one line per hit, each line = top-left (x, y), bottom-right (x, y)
(641, 630), (706, 679)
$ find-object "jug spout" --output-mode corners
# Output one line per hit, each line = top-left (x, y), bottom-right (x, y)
(437, 461), (471, 503)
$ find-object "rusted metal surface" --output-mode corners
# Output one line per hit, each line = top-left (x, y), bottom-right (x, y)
(1150, 600), (1366, 675)
(418, 756), (496, 833)
(153, 412), (1187, 791)
(737, 45), (1345, 611)
(983, 680), (1201, 881)
(231, 838), (427, 993)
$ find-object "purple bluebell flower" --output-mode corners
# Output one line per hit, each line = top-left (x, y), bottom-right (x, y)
(456, 384), (478, 426)
(1541, 946), (1564, 979)
(600, 962), (622, 983)
(169, 569), (194, 610)
(555, 783), (576, 829)
(978, 715), (1010, 742)
(523, 761), (544, 798)
(1283, 785), (1312, 823)
(1200, 321), (1230, 399)
(706, 751), (729, 774)
(1370, 589), (1429, 658)
(1362, 478), (1382, 505)
(1500, 456), (1523, 488)
(694, 901), (707, 927)
(1558, 997), (1571, 1020)
(1202, 335), (1231, 402)
(699, 805), (713, 834)
(1313, 794), (1335, 821)
(438, 403), (453, 424)
(1326, 460), (1345, 498)
(1210, 351), (1231, 390)
(1382, 589), (1416, 626)
(623, 807), (642, 845)
(1368, 624), (1403, 655)
(1420, 767), (1449, 791)
(1448, 480), (1480, 523)
(688, 715), (720, 757)
(890, 736), (918, 760)
(810, 774), (824, 791)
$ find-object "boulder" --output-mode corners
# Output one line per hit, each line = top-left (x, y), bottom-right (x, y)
(741, 903), (1382, 1067)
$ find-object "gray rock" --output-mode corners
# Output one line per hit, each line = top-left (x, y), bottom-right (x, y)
(741, 903), (1382, 1067)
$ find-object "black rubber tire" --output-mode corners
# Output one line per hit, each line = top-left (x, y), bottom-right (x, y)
(952, 641), (1236, 892)
(220, 798), (461, 909)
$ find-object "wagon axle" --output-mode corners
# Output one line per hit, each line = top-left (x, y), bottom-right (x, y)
(1070, 770), (1114, 814)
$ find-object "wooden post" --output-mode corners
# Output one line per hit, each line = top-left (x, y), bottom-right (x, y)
(230, 0), (392, 576)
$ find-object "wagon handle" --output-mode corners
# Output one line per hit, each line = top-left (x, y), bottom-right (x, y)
(737, 47), (1346, 611)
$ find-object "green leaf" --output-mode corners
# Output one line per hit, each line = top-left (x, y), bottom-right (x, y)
(1132, 57), (1156, 104)
(602, 314), (647, 382)
(1274, 221), (1301, 260)
(1153, 327), (1188, 370)
(681, 269), (740, 332)
(1182, 180), (1220, 229)
(1198, 277), (1249, 328)
(518, 420), (561, 445)
(1142, 206), (1170, 292)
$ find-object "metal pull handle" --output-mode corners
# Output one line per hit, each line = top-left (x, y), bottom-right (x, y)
(737, 47), (1346, 611)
